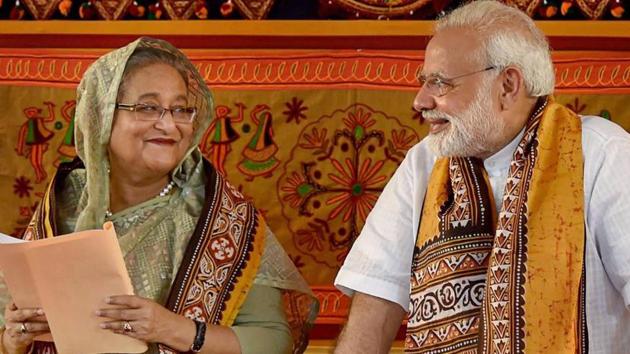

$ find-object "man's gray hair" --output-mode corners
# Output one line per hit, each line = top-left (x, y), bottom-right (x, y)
(436, 0), (554, 97)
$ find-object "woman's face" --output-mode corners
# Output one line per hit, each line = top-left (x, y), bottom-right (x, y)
(109, 63), (193, 179)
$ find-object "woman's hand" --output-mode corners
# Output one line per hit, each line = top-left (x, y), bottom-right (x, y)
(96, 295), (196, 352)
(2, 302), (49, 354)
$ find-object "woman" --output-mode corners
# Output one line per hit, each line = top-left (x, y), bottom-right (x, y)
(0, 37), (317, 354)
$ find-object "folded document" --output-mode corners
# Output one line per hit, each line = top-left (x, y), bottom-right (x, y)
(0, 222), (147, 354)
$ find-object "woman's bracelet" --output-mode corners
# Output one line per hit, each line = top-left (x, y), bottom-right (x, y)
(190, 320), (206, 353)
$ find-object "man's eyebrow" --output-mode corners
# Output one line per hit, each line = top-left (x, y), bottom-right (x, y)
(418, 70), (448, 79)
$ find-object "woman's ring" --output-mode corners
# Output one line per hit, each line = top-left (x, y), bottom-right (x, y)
(20, 322), (27, 334)
(122, 321), (133, 333)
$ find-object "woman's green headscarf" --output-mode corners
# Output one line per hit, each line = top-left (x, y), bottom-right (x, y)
(73, 37), (213, 232)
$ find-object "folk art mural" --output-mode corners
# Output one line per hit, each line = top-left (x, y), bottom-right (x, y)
(1, 49), (629, 327)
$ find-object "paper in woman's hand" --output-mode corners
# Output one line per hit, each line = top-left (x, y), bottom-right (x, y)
(0, 230), (41, 325)
(0, 233), (26, 244)
(0, 222), (148, 354)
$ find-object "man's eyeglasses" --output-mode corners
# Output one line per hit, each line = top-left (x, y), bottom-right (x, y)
(116, 103), (197, 123)
(418, 66), (496, 97)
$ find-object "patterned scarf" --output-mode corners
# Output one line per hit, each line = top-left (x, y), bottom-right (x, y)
(20, 36), (317, 354)
(406, 98), (587, 354)
(24, 158), (316, 354)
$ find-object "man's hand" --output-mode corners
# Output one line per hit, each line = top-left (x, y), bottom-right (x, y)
(334, 292), (406, 354)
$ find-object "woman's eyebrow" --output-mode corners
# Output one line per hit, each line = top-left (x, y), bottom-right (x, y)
(135, 92), (188, 103)
(136, 92), (160, 101)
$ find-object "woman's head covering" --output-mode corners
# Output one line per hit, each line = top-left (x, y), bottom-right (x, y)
(70, 38), (317, 353)
(73, 37), (213, 231)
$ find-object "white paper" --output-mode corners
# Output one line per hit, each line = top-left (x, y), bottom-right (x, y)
(0, 232), (26, 244)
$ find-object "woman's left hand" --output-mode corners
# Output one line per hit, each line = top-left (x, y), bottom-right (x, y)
(96, 295), (195, 351)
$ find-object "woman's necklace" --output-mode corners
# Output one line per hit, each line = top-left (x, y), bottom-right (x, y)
(105, 180), (176, 218)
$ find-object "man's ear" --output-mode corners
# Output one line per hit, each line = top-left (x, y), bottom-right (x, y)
(499, 66), (524, 110)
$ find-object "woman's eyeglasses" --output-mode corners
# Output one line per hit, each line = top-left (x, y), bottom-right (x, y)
(116, 103), (197, 123)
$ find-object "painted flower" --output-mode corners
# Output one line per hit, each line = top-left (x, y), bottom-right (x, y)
(391, 129), (417, 151)
(281, 171), (314, 208)
(283, 97), (308, 124)
(20, 203), (38, 218)
(296, 219), (329, 252)
(566, 97), (587, 114)
(299, 127), (329, 150)
(342, 108), (376, 140)
(13, 176), (32, 198)
(289, 254), (306, 269)
(12, 203), (38, 237)
(326, 158), (387, 222)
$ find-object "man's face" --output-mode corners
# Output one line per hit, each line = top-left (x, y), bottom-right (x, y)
(413, 28), (506, 158)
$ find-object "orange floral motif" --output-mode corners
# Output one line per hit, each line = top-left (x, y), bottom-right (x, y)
(281, 171), (312, 208)
(566, 97), (587, 114)
(289, 255), (306, 269)
(296, 219), (329, 252)
(299, 127), (329, 151)
(12, 202), (38, 237)
(343, 108), (376, 139)
(326, 158), (387, 223)
(386, 129), (418, 163)
(278, 103), (421, 268)
(391, 129), (416, 151)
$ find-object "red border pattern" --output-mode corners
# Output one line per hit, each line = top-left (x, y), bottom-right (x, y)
(312, 286), (351, 325)
(310, 286), (351, 340)
(1, 50), (630, 93)
(311, 286), (406, 340)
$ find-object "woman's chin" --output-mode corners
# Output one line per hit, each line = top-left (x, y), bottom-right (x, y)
(144, 159), (179, 176)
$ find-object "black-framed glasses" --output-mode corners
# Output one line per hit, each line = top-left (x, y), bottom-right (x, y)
(418, 66), (496, 97)
(116, 103), (197, 123)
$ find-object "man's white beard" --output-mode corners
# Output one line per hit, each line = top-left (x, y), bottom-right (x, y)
(424, 80), (505, 158)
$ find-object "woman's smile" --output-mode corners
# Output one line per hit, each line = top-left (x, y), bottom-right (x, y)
(146, 137), (177, 146)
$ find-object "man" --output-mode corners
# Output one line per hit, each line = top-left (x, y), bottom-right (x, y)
(334, 1), (630, 353)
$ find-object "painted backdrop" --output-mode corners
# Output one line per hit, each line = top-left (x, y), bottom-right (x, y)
(1, 49), (629, 327)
